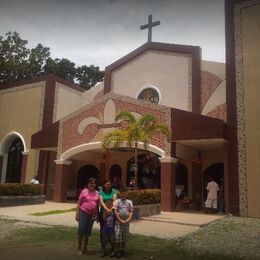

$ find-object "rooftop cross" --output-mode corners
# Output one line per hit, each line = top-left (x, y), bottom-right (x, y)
(140, 15), (160, 42)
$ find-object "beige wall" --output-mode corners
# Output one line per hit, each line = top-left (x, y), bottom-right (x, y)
(241, 5), (260, 217)
(111, 50), (192, 111)
(82, 82), (104, 102)
(0, 82), (45, 182)
(54, 82), (105, 122)
(25, 150), (39, 183)
(54, 83), (84, 122)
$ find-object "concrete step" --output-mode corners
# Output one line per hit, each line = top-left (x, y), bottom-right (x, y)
(140, 212), (225, 227)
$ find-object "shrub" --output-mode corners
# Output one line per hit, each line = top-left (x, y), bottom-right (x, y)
(125, 189), (160, 205)
(0, 184), (43, 196)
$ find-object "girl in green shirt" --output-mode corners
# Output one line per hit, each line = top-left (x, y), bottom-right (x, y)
(98, 179), (117, 254)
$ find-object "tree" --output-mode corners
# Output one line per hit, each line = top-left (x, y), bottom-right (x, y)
(44, 58), (76, 82)
(0, 31), (30, 83)
(27, 44), (50, 78)
(76, 65), (104, 90)
(102, 111), (172, 186)
(0, 31), (104, 88)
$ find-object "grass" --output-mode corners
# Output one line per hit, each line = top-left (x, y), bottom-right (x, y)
(29, 208), (76, 216)
(180, 216), (260, 259)
(0, 218), (238, 260)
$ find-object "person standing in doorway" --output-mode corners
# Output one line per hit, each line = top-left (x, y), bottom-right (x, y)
(75, 177), (99, 255)
(205, 177), (219, 213)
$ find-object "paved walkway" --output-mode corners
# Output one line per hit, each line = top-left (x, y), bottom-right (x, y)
(0, 202), (225, 239)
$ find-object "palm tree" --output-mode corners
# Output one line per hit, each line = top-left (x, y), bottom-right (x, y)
(101, 111), (171, 186)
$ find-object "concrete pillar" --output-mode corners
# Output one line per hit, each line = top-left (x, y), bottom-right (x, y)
(53, 160), (72, 202)
(160, 157), (178, 212)
(223, 142), (229, 214)
(99, 161), (106, 184)
(192, 160), (202, 208)
(0, 153), (8, 183)
(0, 154), (3, 183)
(20, 152), (28, 183)
(37, 151), (45, 183)
(38, 151), (50, 194)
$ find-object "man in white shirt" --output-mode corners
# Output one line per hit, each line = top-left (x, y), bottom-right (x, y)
(205, 177), (219, 213)
(30, 175), (39, 184)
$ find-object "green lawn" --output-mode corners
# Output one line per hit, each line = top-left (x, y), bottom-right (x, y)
(29, 208), (76, 216)
(0, 219), (237, 260)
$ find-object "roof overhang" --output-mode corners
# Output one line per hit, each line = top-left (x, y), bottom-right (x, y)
(171, 108), (227, 141)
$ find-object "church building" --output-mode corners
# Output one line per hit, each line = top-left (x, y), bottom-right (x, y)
(0, 1), (259, 217)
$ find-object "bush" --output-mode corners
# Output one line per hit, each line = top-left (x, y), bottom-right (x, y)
(126, 189), (160, 205)
(0, 184), (43, 196)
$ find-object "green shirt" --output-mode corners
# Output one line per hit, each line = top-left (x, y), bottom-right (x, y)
(99, 188), (117, 202)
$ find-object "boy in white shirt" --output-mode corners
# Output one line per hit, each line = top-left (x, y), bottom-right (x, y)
(205, 177), (219, 213)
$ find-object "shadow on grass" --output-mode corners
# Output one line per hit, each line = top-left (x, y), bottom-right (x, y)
(0, 222), (236, 260)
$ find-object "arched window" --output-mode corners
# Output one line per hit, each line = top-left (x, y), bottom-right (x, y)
(138, 87), (160, 104)
(6, 138), (24, 183)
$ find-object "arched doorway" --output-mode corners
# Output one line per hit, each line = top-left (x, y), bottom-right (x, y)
(110, 164), (122, 189)
(203, 163), (224, 208)
(127, 152), (160, 188)
(77, 164), (99, 190)
(110, 164), (122, 180)
(176, 163), (188, 196)
(5, 137), (24, 183)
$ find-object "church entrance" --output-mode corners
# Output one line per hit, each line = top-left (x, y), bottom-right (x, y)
(5, 137), (24, 183)
(203, 163), (224, 212)
(175, 163), (193, 210)
(176, 163), (188, 196)
(77, 164), (99, 190)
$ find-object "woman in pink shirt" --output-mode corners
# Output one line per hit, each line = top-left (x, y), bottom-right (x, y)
(75, 177), (99, 255)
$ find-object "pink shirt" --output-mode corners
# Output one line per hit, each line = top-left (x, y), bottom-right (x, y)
(79, 188), (99, 215)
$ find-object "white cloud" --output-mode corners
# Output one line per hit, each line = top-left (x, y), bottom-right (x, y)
(0, 0), (225, 69)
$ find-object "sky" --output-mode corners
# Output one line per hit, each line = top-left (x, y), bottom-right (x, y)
(0, 0), (225, 70)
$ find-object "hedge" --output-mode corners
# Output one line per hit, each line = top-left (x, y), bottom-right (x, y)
(0, 184), (43, 196)
(125, 189), (161, 205)
(0, 185), (160, 205)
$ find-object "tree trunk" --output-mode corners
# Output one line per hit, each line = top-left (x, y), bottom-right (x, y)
(134, 142), (138, 188)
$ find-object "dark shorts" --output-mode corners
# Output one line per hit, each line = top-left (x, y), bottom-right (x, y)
(78, 209), (95, 236)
